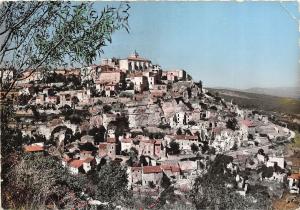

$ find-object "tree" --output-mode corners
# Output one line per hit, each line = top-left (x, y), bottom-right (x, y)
(176, 128), (183, 135)
(191, 154), (271, 210)
(226, 118), (238, 130)
(161, 173), (171, 189)
(2, 153), (88, 209)
(94, 162), (131, 206)
(0, 2), (130, 98)
(168, 140), (180, 155)
(103, 104), (112, 113)
(140, 155), (149, 166)
(191, 143), (199, 154)
(188, 120), (196, 126)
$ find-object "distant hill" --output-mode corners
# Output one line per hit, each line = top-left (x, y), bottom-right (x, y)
(244, 87), (300, 100)
(207, 88), (300, 115)
(210, 86), (300, 99)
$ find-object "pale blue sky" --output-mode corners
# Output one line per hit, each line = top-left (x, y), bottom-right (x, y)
(96, 2), (299, 89)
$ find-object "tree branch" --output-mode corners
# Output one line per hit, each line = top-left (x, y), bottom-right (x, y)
(0, 2), (43, 36)
(2, 37), (64, 99)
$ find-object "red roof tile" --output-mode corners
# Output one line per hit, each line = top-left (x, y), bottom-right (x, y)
(143, 166), (162, 174)
(84, 157), (94, 163)
(24, 145), (44, 152)
(107, 138), (116, 143)
(121, 138), (132, 143)
(288, 173), (300, 180)
(161, 164), (180, 173)
(240, 120), (254, 127)
(131, 167), (142, 172)
(69, 159), (84, 168)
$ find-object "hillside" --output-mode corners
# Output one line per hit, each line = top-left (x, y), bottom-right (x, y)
(207, 88), (300, 132)
(244, 87), (300, 100)
(207, 88), (300, 115)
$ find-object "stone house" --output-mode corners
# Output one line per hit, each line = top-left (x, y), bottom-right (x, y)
(120, 138), (133, 153)
(178, 161), (198, 179)
(139, 139), (155, 157)
(36, 94), (45, 105)
(97, 69), (124, 84)
(171, 112), (189, 127)
(141, 71), (157, 89)
(102, 113), (117, 129)
(119, 52), (152, 72)
(266, 156), (285, 169)
(127, 72), (149, 93)
(80, 65), (100, 82)
(162, 69), (187, 82)
(287, 173), (300, 194)
(142, 166), (163, 187)
(98, 138), (116, 159)
(166, 135), (198, 151)
(95, 81), (119, 97)
(160, 163), (181, 180)
(45, 95), (59, 105)
(67, 159), (85, 174)
(58, 92), (72, 107)
(128, 166), (143, 186)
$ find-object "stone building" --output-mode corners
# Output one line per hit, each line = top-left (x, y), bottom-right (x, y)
(119, 51), (152, 72)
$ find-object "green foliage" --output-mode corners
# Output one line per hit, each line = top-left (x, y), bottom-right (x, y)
(258, 165), (274, 178)
(94, 162), (131, 204)
(2, 153), (88, 209)
(1, 1), (130, 96)
(158, 123), (171, 129)
(161, 173), (171, 189)
(168, 140), (180, 155)
(226, 117), (238, 130)
(191, 143), (199, 153)
(191, 154), (271, 210)
(103, 104), (112, 113)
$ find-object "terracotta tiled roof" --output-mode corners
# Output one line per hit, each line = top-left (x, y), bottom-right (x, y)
(24, 145), (44, 152)
(128, 72), (143, 77)
(107, 138), (116, 143)
(69, 159), (84, 168)
(288, 173), (300, 180)
(143, 166), (162, 174)
(154, 140), (162, 145)
(161, 164), (180, 173)
(127, 56), (150, 62)
(84, 157), (94, 163)
(121, 138), (132, 143)
(239, 120), (254, 127)
(131, 167), (142, 171)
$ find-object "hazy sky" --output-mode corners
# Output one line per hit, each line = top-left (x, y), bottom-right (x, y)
(96, 2), (299, 89)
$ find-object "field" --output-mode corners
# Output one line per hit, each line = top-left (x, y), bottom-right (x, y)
(208, 88), (300, 132)
(207, 88), (300, 115)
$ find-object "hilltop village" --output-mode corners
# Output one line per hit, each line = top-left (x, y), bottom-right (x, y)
(3, 52), (299, 207)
